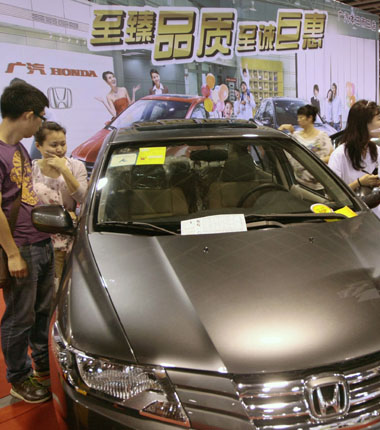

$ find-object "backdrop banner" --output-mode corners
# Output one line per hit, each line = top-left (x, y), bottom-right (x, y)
(0, 0), (378, 153)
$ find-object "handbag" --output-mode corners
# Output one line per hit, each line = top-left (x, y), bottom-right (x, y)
(354, 166), (380, 209)
(359, 187), (380, 209)
(0, 147), (25, 288)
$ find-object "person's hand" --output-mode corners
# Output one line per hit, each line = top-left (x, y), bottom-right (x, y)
(95, 96), (105, 103)
(8, 253), (28, 278)
(133, 84), (141, 93)
(45, 153), (67, 173)
(278, 124), (294, 133)
(359, 173), (380, 188)
(241, 100), (246, 105)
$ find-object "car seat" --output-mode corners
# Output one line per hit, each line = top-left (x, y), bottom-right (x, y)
(105, 165), (188, 221)
(167, 158), (198, 212)
(207, 152), (259, 209)
(127, 165), (188, 219)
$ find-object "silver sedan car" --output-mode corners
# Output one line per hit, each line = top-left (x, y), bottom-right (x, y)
(33, 119), (380, 430)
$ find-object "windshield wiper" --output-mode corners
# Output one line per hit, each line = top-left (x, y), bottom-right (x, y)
(97, 221), (179, 235)
(244, 212), (347, 223)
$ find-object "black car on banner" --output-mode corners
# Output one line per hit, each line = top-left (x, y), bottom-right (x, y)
(33, 119), (380, 430)
(254, 97), (337, 136)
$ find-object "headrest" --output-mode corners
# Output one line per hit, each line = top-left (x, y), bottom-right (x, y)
(222, 155), (256, 182)
(131, 165), (166, 189)
(190, 149), (228, 162)
(167, 159), (191, 176)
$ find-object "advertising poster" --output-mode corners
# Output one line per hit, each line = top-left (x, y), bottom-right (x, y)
(0, 0), (378, 157)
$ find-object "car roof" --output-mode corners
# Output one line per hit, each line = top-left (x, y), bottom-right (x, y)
(262, 97), (308, 103)
(110, 119), (292, 144)
(140, 94), (204, 102)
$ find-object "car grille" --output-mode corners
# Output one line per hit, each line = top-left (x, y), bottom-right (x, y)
(85, 162), (94, 179)
(168, 353), (380, 430)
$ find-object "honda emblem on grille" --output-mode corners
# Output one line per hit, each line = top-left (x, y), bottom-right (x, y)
(305, 374), (350, 420)
(47, 87), (72, 109)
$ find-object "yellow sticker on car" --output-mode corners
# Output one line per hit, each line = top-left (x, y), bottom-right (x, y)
(310, 203), (357, 222)
(310, 203), (334, 214)
(335, 206), (357, 218)
(136, 147), (166, 165)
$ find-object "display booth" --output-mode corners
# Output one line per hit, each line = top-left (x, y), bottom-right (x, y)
(0, 0), (378, 154)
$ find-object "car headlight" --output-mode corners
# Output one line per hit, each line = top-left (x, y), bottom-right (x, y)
(52, 322), (190, 427)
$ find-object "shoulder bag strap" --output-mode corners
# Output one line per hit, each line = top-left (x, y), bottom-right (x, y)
(7, 146), (25, 234)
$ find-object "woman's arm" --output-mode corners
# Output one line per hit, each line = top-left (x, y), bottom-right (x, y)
(131, 84), (141, 103)
(68, 159), (88, 203)
(0, 193), (28, 278)
(319, 133), (333, 163)
(105, 94), (117, 117)
(349, 173), (380, 190)
(95, 95), (116, 117)
(278, 124), (294, 133)
(248, 93), (256, 109)
(44, 156), (87, 202)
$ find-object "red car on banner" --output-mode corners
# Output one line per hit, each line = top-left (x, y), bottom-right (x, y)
(71, 94), (206, 176)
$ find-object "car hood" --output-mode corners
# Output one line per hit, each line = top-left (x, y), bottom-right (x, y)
(87, 213), (380, 374)
(71, 128), (110, 163)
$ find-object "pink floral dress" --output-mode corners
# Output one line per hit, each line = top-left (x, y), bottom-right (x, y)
(32, 157), (87, 251)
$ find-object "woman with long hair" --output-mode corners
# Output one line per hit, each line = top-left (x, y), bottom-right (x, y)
(149, 69), (168, 95)
(95, 71), (140, 118)
(328, 99), (380, 215)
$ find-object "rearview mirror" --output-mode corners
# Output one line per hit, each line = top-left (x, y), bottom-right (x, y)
(32, 205), (75, 235)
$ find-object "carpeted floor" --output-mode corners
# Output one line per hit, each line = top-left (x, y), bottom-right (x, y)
(0, 291), (58, 429)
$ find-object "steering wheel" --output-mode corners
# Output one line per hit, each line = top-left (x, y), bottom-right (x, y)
(237, 183), (288, 208)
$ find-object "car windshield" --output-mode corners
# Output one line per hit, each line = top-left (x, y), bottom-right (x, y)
(95, 136), (359, 234)
(274, 100), (323, 125)
(111, 99), (192, 129)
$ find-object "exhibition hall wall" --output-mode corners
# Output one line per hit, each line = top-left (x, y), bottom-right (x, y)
(0, 0), (378, 154)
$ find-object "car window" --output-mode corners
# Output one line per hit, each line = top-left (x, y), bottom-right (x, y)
(112, 99), (192, 129)
(266, 102), (275, 118)
(95, 137), (356, 233)
(190, 104), (208, 119)
(255, 101), (267, 120)
(262, 102), (275, 125)
(274, 100), (305, 125)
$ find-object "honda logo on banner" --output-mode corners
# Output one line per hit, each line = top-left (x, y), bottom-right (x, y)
(47, 87), (72, 109)
(305, 374), (350, 420)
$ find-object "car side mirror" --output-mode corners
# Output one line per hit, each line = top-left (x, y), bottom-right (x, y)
(32, 205), (75, 235)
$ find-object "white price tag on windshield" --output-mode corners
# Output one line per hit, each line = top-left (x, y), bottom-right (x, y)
(181, 214), (247, 235)
(109, 153), (137, 167)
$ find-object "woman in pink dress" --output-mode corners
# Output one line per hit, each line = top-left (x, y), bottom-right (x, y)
(95, 71), (141, 117)
(32, 122), (88, 283)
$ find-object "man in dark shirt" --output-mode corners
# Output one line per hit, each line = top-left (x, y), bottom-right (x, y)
(0, 83), (54, 403)
(310, 84), (321, 115)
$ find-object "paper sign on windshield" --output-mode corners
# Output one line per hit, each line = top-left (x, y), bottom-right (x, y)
(109, 153), (137, 167)
(181, 214), (247, 235)
(136, 147), (166, 165)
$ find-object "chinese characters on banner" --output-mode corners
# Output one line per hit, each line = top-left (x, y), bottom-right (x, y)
(88, 6), (328, 64)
